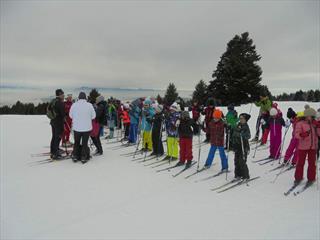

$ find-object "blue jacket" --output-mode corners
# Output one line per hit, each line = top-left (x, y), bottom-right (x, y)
(129, 105), (141, 125)
(141, 107), (155, 131)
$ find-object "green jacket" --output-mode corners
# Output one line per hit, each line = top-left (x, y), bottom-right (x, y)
(255, 97), (272, 113)
(226, 110), (238, 128)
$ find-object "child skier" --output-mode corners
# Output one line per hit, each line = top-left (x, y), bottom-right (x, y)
(232, 113), (251, 179)
(62, 94), (73, 147)
(267, 107), (285, 159)
(189, 101), (201, 135)
(252, 94), (272, 142)
(151, 104), (164, 157)
(141, 99), (155, 152)
(176, 111), (195, 168)
(225, 104), (238, 150)
(106, 99), (117, 139)
(202, 98), (215, 142)
(204, 109), (228, 171)
(121, 103), (131, 140)
(283, 108), (299, 165)
(294, 107), (320, 185)
(164, 102), (181, 160)
(128, 102), (141, 144)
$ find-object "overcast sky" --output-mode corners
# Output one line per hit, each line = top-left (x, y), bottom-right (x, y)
(0, 0), (319, 94)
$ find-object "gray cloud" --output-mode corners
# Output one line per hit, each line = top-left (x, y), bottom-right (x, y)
(1, 0), (319, 94)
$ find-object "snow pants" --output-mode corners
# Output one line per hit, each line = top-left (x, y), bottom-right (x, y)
(179, 137), (193, 163)
(205, 145), (228, 170)
(142, 130), (153, 151)
(284, 137), (298, 164)
(269, 130), (281, 159)
(128, 123), (138, 143)
(234, 148), (249, 179)
(295, 149), (317, 182)
(167, 136), (179, 158)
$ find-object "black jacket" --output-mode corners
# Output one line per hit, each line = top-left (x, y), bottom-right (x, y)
(50, 98), (65, 128)
(232, 122), (251, 152)
(178, 118), (195, 139)
(96, 101), (107, 125)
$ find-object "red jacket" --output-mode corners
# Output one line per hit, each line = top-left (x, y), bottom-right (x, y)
(209, 120), (225, 146)
(122, 110), (130, 124)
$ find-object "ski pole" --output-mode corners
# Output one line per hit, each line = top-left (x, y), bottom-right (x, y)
(252, 120), (262, 158)
(226, 128), (231, 180)
(272, 123), (291, 166)
(249, 102), (253, 115)
(197, 126), (201, 171)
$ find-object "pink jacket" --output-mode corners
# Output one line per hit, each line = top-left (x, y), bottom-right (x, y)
(294, 120), (320, 150)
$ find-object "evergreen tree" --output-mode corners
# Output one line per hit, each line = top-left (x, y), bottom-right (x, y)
(207, 32), (265, 105)
(164, 83), (178, 106)
(314, 90), (320, 102)
(293, 90), (304, 101)
(89, 88), (100, 103)
(306, 90), (315, 102)
(192, 79), (207, 105)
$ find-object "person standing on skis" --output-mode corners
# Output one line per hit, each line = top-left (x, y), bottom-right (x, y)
(189, 100), (201, 135)
(151, 104), (164, 157)
(232, 113), (251, 180)
(294, 107), (320, 185)
(164, 102), (181, 161)
(204, 109), (228, 171)
(225, 104), (238, 151)
(62, 94), (73, 147)
(141, 98), (155, 152)
(202, 98), (215, 143)
(48, 89), (65, 159)
(176, 111), (195, 168)
(69, 92), (96, 163)
(252, 94), (272, 143)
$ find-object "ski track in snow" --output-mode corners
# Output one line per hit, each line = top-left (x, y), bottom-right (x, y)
(0, 101), (319, 240)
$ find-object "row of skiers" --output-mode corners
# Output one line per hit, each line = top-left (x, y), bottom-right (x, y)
(251, 94), (320, 186)
(47, 89), (320, 185)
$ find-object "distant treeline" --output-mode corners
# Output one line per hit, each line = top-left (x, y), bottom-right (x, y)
(273, 89), (320, 102)
(0, 88), (318, 115)
(0, 101), (49, 115)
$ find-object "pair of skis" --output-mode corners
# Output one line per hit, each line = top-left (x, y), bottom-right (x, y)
(211, 176), (261, 193)
(156, 161), (197, 176)
(284, 181), (314, 196)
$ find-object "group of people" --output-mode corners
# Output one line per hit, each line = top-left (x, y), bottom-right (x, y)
(47, 89), (320, 185)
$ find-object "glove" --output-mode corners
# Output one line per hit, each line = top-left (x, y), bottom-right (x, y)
(300, 131), (310, 138)
(260, 119), (266, 125)
(285, 119), (291, 128)
(175, 120), (180, 127)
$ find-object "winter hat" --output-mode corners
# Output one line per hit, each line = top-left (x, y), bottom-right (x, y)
(144, 99), (152, 106)
(304, 104), (310, 110)
(155, 104), (163, 113)
(304, 107), (316, 117)
(123, 103), (130, 110)
(55, 89), (64, 97)
(286, 108), (296, 119)
(213, 109), (223, 119)
(296, 111), (304, 118)
(239, 113), (251, 122)
(67, 94), (72, 98)
(78, 92), (86, 100)
(96, 95), (104, 104)
(181, 111), (190, 119)
(170, 102), (181, 112)
(227, 104), (234, 111)
(269, 107), (278, 117)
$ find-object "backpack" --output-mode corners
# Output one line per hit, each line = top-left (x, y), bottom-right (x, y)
(46, 99), (58, 120)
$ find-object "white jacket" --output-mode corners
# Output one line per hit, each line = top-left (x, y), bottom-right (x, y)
(69, 99), (96, 132)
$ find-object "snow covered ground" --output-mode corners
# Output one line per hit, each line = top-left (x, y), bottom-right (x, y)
(1, 101), (319, 240)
